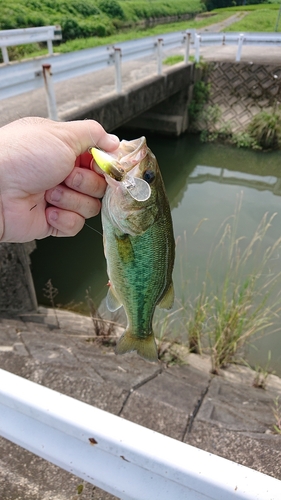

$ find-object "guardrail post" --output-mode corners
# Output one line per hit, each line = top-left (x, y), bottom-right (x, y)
(42, 64), (58, 120)
(157, 38), (163, 75)
(47, 39), (53, 56)
(195, 34), (201, 63)
(236, 34), (244, 62)
(114, 48), (122, 94)
(1, 46), (9, 64)
(184, 32), (191, 64)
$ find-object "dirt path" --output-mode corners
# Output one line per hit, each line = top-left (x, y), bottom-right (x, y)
(197, 12), (248, 33)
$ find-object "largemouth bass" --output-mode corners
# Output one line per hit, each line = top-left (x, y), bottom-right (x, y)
(91, 137), (175, 362)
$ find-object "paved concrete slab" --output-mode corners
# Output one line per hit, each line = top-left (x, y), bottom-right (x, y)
(198, 376), (277, 432)
(185, 421), (281, 481)
(121, 365), (209, 440)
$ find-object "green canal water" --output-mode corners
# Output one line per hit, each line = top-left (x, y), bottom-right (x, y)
(31, 132), (281, 376)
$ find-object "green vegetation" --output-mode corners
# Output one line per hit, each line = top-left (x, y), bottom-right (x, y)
(155, 196), (281, 373)
(226, 9), (281, 32)
(120, 0), (203, 21)
(247, 108), (281, 149)
(188, 80), (212, 126)
(252, 351), (273, 389)
(213, 3), (281, 32)
(163, 55), (185, 66)
(0, 0), (203, 42)
(199, 107), (281, 151)
(204, 0), (266, 9)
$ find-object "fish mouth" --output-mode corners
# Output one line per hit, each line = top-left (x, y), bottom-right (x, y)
(116, 137), (147, 173)
(90, 137), (147, 182)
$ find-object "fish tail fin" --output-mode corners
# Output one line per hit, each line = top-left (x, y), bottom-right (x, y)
(115, 330), (158, 362)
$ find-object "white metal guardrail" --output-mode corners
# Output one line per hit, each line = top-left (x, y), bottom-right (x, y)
(0, 30), (194, 100)
(0, 369), (280, 499)
(194, 31), (281, 62)
(0, 26), (62, 64)
(0, 30), (194, 119)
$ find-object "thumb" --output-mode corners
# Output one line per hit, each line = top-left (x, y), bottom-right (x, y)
(56, 119), (120, 156)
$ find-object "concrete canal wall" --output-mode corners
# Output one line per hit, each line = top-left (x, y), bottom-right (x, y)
(204, 61), (281, 132)
(0, 242), (37, 314)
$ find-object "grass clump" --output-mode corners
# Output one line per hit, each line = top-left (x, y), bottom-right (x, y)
(252, 351), (273, 389)
(272, 396), (281, 434)
(163, 55), (184, 66)
(247, 108), (281, 150)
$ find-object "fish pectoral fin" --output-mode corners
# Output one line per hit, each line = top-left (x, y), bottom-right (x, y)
(158, 282), (174, 310)
(106, 287), (122, 312)
(115, 331), (158, 362)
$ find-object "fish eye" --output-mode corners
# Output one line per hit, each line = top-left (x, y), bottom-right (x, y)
(143, 169), (155, 184)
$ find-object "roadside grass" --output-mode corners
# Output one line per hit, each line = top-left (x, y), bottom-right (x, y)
(225, 9), (281, 32)
(163, 55), (184, 65)
(155, 194), (281, 374)
(214, 3), (281, 13)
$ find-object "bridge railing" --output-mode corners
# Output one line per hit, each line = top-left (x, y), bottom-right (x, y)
(1, 368), (280, 499)
(0, 26), (62, 64)
(1, 29), (281, 121)
(0, 30), (194, 120)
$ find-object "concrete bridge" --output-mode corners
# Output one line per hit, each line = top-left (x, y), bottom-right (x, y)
(61, 64), (195, 137)
(0, 60), (197, 135)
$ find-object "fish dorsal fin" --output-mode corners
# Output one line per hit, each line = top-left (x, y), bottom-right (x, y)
(158, 282), (174, 310)
(106, 286), (122, 312)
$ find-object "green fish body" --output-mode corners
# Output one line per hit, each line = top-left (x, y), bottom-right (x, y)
(99, 137), (175, 362)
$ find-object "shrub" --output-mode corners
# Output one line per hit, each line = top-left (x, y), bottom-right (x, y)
(97, 0), (125, 19)
(61, 18), (82, 40)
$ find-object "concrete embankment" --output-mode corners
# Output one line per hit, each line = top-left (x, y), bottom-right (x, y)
(0, 308), (280, 499)
(197, 59), (281, 133)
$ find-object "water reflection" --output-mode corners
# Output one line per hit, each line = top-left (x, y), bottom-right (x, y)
(189, 165), (281, 195)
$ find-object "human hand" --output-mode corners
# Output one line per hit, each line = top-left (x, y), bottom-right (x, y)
(0, 117), (119, 243)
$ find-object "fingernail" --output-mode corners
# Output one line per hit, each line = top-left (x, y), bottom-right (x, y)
(49, 210), (58, 221)
(51, 187), (62, 202)
(73, 172), (83, 188)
